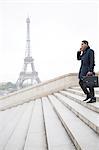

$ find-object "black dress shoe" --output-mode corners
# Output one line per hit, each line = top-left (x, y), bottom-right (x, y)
(87, 97), (96, 103)
(83, 98), (89, 101)
(83, 94), (91, 101)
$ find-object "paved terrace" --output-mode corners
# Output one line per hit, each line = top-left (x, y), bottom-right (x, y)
(0, 73), (99, 150)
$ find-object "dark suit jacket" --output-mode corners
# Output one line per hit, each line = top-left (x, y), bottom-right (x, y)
(77, 46), (95, 79)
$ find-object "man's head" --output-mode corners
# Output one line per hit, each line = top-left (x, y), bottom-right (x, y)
(80, 40), (89, 51)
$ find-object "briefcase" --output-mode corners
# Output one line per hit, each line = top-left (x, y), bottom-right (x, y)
(82, 75), (99, 87)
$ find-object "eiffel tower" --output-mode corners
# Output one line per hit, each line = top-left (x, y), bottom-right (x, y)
(16, 17), (40, 88)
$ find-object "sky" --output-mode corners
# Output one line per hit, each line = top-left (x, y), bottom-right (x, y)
(0, 0), (99, 83)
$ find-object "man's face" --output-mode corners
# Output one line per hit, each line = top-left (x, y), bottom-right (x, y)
(80, 42), (88, 51)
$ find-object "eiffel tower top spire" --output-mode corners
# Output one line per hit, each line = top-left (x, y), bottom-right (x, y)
(26, 16), (31, 57)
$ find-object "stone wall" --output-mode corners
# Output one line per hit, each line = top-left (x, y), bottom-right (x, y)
(0, 73), (79, 110)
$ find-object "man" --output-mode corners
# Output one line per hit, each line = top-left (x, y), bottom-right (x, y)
(77, 40), (96, 103)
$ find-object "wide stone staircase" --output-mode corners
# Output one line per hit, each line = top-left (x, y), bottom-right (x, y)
(0, 74), (99, 150)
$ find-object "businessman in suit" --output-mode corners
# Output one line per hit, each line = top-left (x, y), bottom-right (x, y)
(77, 40), (96, 103)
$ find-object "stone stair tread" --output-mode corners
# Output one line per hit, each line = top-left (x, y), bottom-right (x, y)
(42, 97), (75, 150)
(71, 86), (99, 94)
(0, 103), (28, 149)
(61, 90), (84, 100)
(67, 88), (83, 94)
(54, 93), (99, 133)
(5, 101), (34, 150)
(66, 88), (99, 100)
(60, 90), (99, 110)
(0, 105), (22, 133)
(24, 99), (47, 150)
(48, 95), (99, 150)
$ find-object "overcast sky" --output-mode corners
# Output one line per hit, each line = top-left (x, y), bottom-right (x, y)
(0, 0), (99, 83)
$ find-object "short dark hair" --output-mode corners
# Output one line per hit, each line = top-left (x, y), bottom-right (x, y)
(82, 40), (88, 45)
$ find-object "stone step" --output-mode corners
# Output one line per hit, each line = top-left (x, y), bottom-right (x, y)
(4, 101), (34, 150)
(0, 103), (29, 149)
(71, 86), (99, 94)
(0, 105), (23, 133)
(71, 86), (81, 90)
(48, 95), (99, 150)
(42, 97), (76, 150)
(66, 88), (99, 101)
(54, 93), (99, 134)
(24, 99), (47, 150)
(60, 90), (99, 113)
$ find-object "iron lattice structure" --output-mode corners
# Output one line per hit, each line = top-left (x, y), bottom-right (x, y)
(16, 17), (40, 88)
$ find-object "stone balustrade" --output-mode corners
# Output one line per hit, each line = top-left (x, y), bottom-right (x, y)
(0, 73), (79, 111)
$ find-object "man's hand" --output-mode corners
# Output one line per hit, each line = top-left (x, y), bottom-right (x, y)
(80, 48), (82, 51)
(86, 71), (93, 76)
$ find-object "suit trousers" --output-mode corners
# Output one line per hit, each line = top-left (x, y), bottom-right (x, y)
(79, 79), (95, 98)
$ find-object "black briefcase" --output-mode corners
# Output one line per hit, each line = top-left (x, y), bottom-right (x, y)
(82, 75), (99, 87)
